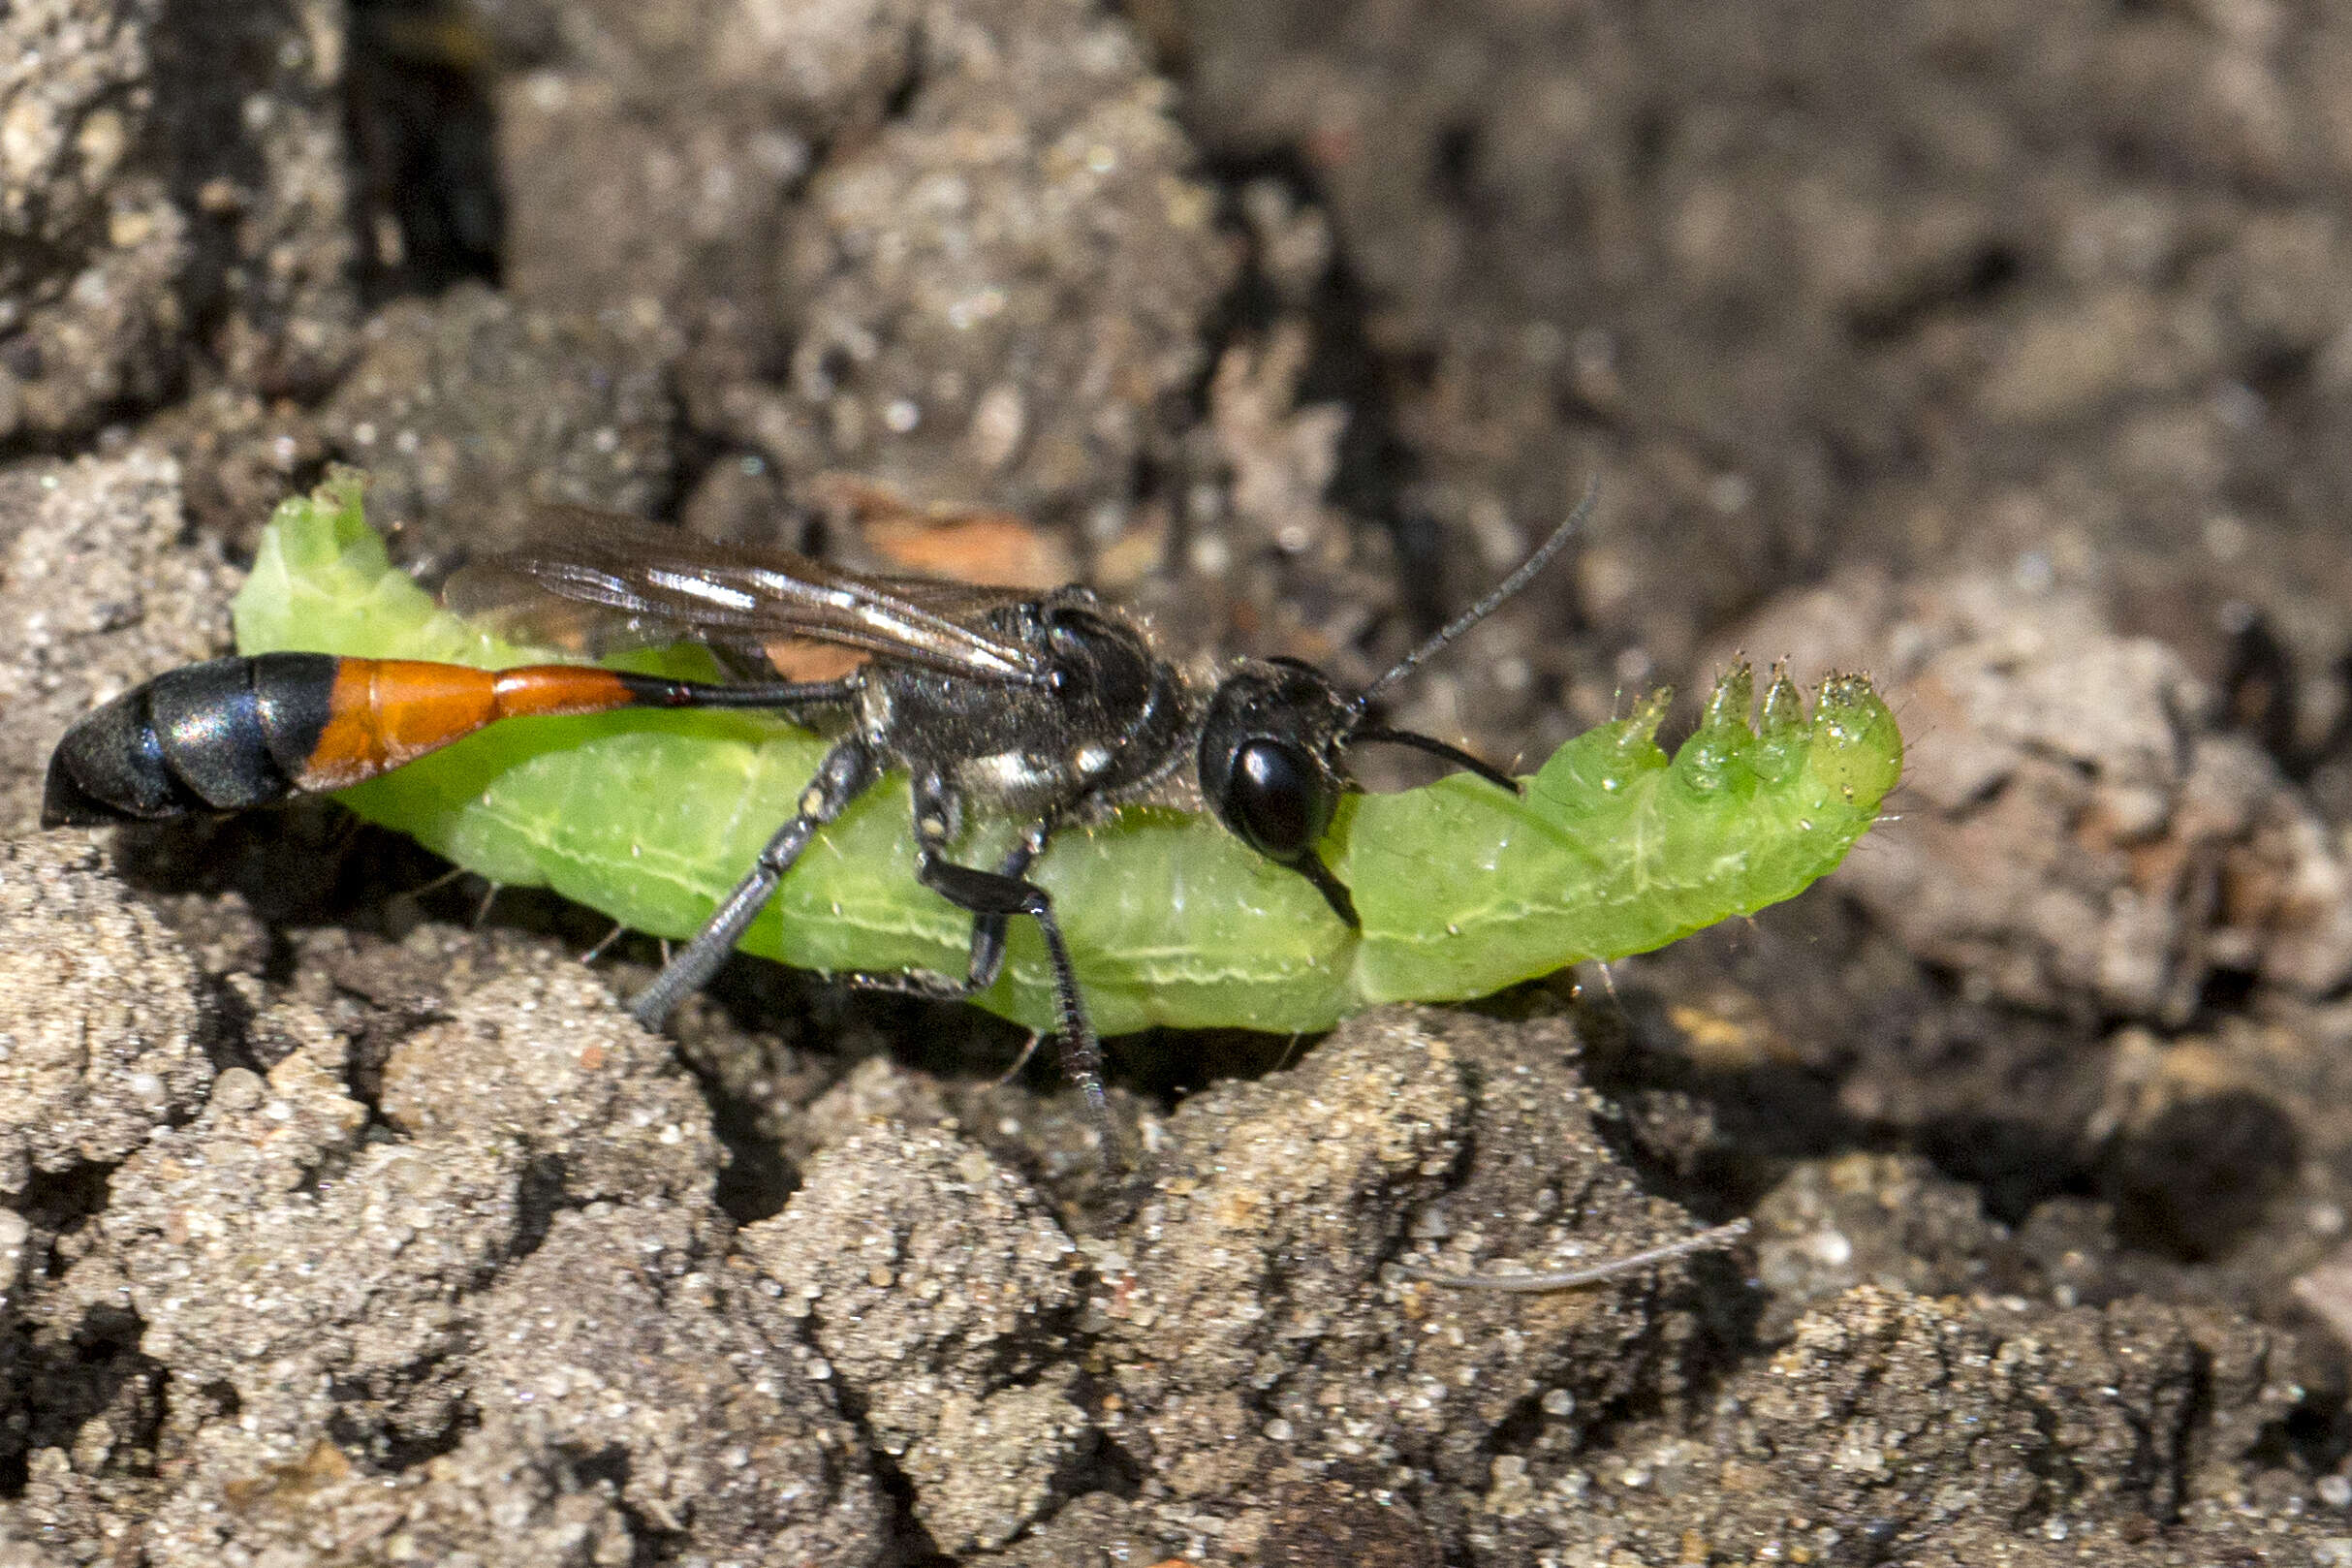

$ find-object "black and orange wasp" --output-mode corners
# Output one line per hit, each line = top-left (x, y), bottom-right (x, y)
(46, 491), (1591, 1125)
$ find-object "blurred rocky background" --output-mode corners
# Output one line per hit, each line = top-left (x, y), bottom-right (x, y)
(5, 0), (2352, 1562)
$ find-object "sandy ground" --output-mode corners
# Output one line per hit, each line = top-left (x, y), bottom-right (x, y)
(5, 0), (2352, 1562)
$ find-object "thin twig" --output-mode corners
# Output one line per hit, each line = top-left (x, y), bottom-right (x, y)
(1400, 1218), (1751, 1293)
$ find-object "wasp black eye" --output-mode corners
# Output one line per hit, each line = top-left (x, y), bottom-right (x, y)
(1227, 737), (1328, 859)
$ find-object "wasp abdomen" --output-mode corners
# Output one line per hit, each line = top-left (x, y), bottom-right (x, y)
(43, 653), (343, 825)
(43, 654), (650, 827)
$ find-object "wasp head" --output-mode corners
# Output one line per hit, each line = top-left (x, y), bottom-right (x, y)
(1193, 483), (1596, 926)
(1195, 658), (1361, 925)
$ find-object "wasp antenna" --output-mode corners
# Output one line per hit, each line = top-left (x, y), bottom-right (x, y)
(1351, 726), (1521, 794)
(1348, 475), (1597, 718)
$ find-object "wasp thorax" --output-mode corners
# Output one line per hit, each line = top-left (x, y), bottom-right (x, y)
(1043, 603), (1154, 715)
(1196, 660), (1354, 862)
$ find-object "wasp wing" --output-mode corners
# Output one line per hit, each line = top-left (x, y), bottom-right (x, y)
(442, 507), (1048, 684)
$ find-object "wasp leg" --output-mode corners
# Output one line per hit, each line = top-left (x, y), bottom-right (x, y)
(957, 814), (1055, 989)
(627, 737), (878, 1030)
(871, 776), (1111, 1138)
(844, 814), (1055, 1000)
(918, 862), (1109, 1138)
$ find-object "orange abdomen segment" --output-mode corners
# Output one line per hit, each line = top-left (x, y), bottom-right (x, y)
(296, 660), (637, 791)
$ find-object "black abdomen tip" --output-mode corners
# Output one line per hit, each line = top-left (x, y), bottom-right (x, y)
(43, 682), (191, 825)
(41, 655), (331, 827)
(42, 747), (136, 826)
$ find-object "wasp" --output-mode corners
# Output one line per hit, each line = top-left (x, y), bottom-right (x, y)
(45, 488), (1591, 1125)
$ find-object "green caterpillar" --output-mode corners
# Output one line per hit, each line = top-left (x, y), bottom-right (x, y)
(230, 481), (1901, 1037)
